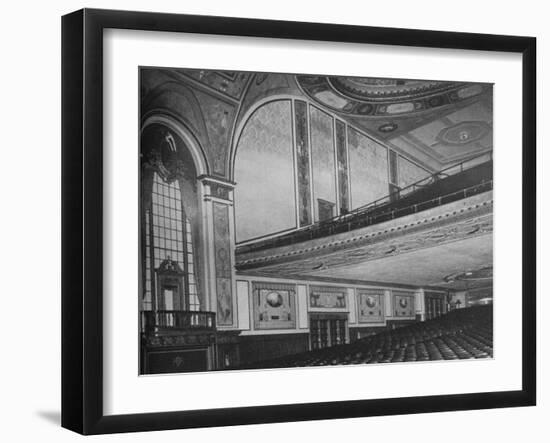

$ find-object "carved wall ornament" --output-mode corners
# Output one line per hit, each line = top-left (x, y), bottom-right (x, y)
(236, 195), (493, 275)
(142, 131), (190, 184)
(156, 257), (185, 275)
(357, 289), (385, 323)
(309, 285), (347, 309)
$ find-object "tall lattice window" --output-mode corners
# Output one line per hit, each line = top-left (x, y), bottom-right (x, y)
(143, 172), (199, 311)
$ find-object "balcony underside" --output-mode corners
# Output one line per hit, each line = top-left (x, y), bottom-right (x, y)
(236, 191), (493, 291)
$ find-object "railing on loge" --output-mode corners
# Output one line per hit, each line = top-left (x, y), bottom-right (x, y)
(237, 153), (493, 255)
(141, 310), (216, 332)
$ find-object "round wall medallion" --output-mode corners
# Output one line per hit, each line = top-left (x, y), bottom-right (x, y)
(266, 291), (283, 308)
(399, 298), (408, 308)
(365, 296), (377, 308)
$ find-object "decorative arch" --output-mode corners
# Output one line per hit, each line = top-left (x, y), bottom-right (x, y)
(140, 117), (209, 312)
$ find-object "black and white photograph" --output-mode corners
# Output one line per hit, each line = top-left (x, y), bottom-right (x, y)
(139, 68), (494, 374)
(0, 0), (545, 441)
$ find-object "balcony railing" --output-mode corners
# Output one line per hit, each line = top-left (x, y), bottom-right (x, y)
(141, 310), (216, 332)
(236, 152), (493, 255)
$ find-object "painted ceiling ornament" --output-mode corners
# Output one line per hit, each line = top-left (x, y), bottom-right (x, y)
(255, 72), (269, 85)
(296, 75), (479, 118)
(378, 122), (398, 133)
(436, 121), (491, 146)
(328, 76), (452, 100)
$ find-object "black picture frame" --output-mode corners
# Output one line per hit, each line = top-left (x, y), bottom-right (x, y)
(61, 8), (536, 435)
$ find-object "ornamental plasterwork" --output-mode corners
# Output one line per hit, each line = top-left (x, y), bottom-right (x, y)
(236, 194), (492, 275)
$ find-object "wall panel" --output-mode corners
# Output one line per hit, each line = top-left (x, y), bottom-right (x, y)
(398, 155), (430, 189)
(310, 106), (337, 221)
(348, 127), (389, 208)
(234, 100), (296, 241)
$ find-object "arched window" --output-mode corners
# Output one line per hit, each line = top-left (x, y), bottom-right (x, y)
(141, 125), (201, 313)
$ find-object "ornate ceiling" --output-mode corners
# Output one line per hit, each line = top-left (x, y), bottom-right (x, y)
(297, 75), (473, 116)
(142, 67), (493, 177)
(177, 69), (252, 101)
(297, 74), (493, 170)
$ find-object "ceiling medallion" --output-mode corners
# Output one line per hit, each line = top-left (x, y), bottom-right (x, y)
(436, 120), (491, 146)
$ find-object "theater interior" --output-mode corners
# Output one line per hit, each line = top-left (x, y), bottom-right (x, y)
(139, 68), (493, 374)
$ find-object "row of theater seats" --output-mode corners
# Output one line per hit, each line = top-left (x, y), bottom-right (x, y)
(241, 306), (493, 369)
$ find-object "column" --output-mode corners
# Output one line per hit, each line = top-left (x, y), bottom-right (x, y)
(199, 175), (237, 329)
(415, 289), (426, 321)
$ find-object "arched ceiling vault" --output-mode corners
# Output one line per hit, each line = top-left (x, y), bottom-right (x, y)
(141, 68), (492, 178)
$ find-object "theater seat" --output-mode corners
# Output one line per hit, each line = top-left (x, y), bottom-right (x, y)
(240, 306), (493, 369)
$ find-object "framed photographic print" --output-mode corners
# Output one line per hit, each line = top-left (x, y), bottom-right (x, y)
(61, 8), (536, 435)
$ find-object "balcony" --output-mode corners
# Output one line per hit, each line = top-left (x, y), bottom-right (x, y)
(141, 310), (216, 334)
(236, 154), (492, 254)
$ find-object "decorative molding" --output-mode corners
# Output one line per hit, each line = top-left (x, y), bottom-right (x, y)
(296, 75), (485, 117)
(236, 193), (493, 276)
(335, 120), (349, 213)
(197, 174), (237, 186)
(143, 333), (216, 347)
(309, 285), (347, 309)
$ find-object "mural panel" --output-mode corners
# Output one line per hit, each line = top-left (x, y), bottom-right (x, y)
(295, 100), (312, 226)
(392, 290), (415, 317)
(253, 282), (296, 330)
(310, 106), (337, 221)
(234, 100), (296, 241)
(398, 156), (430, 189)
(309, 286), (347, 309)
(213, 202), (233, 326)
(357, 289), (385, 323)
(348, 127), (389, 209)
(335, 120), (350, 213)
